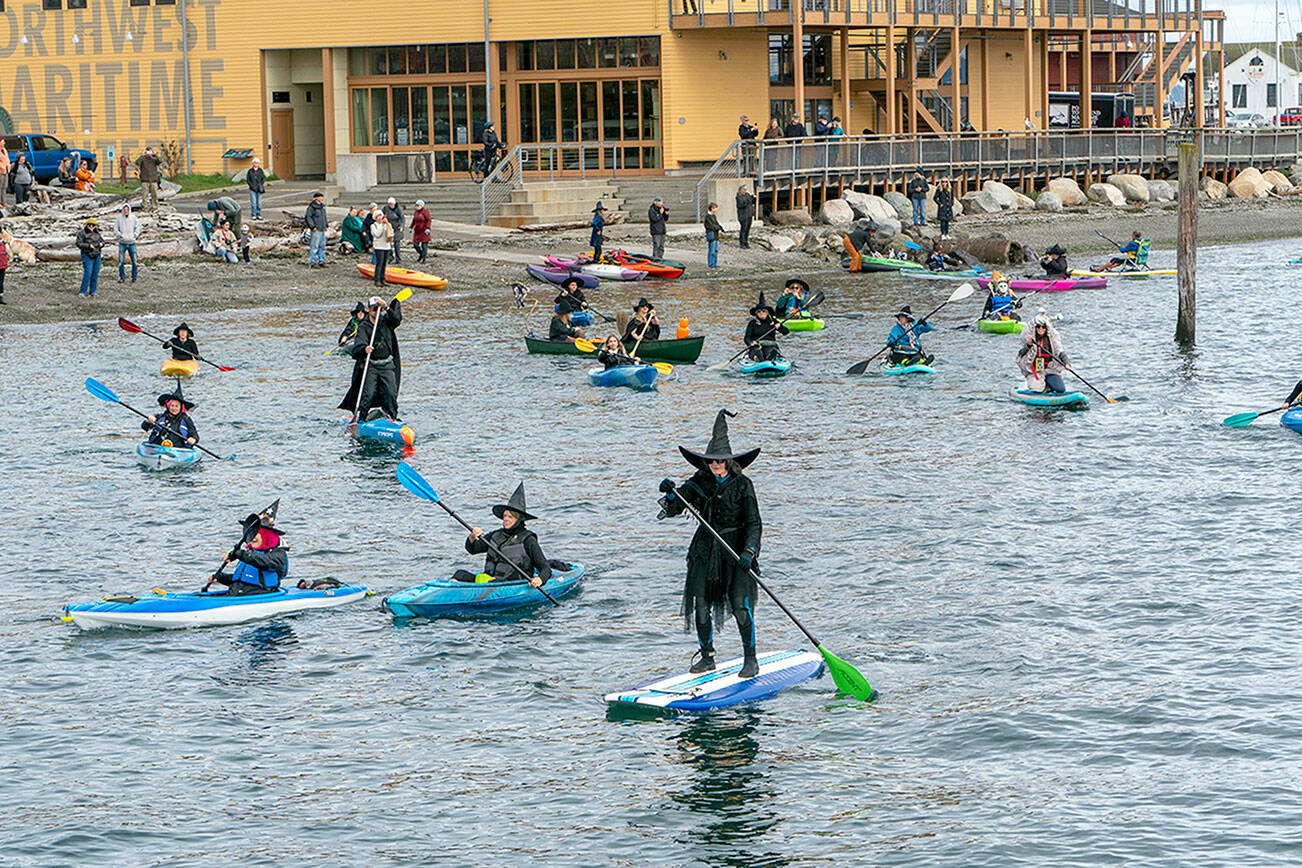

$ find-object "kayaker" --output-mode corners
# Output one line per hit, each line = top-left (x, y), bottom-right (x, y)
(208, 504), (289, 595)
(982, 274), (1020, 320)
(841, 220), (878, 272)
(349, 295), (403, 421)
(338, 299), (366, 346)
(599, 334), (639, 369)
(336, 300), (368, 413)
(622, 297), (661, 344)
(464, 483), (552, 587)
(162, 322), (200, 361)
(1016, 313), (1070, 393)
(1094, 230), (1150, 272)
(1281, 380), (1302, 409)
(553, 277), (588, 317)
(886, 305), (934, 366)
(774, 278), (810, 318)
(657, 408), (764, 678)
(744, 293), (788, 361)
(549, 297), (586, 342)
(1040, 243), (1069, 277)
(925, 249), (965, 272)
(142, 386), (198, 447)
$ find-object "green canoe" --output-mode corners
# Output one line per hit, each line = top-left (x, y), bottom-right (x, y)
(524, 334), (705, 364)
(977, 318), (1024, 334)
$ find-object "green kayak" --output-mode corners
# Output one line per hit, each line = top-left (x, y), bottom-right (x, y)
(524, 334), (704, 364)
(846, 255), (925, 273)
(785, 313), (825, 332)
(977, 318), (1024, 334)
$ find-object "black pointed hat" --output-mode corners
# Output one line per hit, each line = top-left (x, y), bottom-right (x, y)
(678, 409), (761, 471)
(895, 304), (915, 320)
(749, 291), (775, 316)
(1045, 243), (1067, 255)
(240, 498), (286, 536)
(492, 482), (538, 522)
(157, 383), (196, 411)
(634, 297), (654, 312)
(173, 321), (193, 337)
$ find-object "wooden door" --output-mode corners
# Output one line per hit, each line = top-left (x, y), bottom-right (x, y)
(271, 109), (295, 180)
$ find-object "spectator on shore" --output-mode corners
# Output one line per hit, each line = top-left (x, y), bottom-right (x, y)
(239, 225), (252, 263)
(12, 154), (34, 204)
(361, 203), (377, 257)
(783, 114), (807, 140)
(304, 191), (328, 268)
(211, 219), (239, 264)
(934, 178), (954, 239)
(736, 185), (755, 249)
(341, 207), (366, 254)
(57, 158), (76, 188)
(75, 158), (97, 193)
(907, 168), (929, 227)
(0, 227), (8, 304)
(648, 197), (669, 260)
(590, 202), (606, 261)
(739, 115), (759, 140)
(75, 217), (104, 296)
(410, 200), (431, 263)
(704, 202), (722, 268)
(764, 118), (783, 139)
(114, 204), (141, 283)
(831, 117), (845, 136)
(383, 197), (404, 263)
(206, 196), (244, 241)
(813, 114), (831, 139)
(136, 147), (164, 212)
(0, 140), (10, 205)
(246, 158), (266, 219)
(1115, 114), (1132, 128)
(370, 212), (394, 285)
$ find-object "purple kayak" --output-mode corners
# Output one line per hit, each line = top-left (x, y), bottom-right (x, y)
(978, 276), (1108, 293)
(525, 263), (600, 288)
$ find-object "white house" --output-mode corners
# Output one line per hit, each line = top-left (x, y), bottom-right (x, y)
(1213, 46), (1302, 121)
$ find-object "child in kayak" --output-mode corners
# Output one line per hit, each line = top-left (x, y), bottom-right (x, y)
(622, 297), (661, 343)
(744, 292), (788, 361)
(982, 274), (1020, 320)
(208, 504), (289, 595)
(1094, 231), (1150, 272)
(1040, 243), (1069, 276)
(142, 386), (199, 447)
(1017, 313), (1070, 393)
(464, 484), (553, 586)
(599, 335), (639, 369)
(774, 278), (810, 318)
(162, 323), (199, 361)
(554, 277), (588, 318)
(886, 305), (934, 366)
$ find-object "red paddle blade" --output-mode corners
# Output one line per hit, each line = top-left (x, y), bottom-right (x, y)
(217, 365), (236, 372)
(117, 317), (143, 334)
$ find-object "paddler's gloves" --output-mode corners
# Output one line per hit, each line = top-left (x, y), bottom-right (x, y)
(659, 478), (676, 495)
(738, 551), (755, 572)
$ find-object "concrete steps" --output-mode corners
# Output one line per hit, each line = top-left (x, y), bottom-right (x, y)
(488, 180), (621, 228)
(336, 181), (484, 223)
(613, 176), (705, 222)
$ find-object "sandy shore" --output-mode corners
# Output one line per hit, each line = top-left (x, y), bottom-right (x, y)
(1, 197), (1298, 326)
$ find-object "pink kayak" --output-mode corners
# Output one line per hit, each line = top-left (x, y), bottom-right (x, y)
(541, 255), (647, 281)
(977, 276), (1108, 293)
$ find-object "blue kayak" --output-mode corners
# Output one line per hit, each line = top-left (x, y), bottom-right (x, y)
(587, 365), (657, 390)
(1282, 407), (1302, 432)
(882, 361), (934, 375)
(569, 310), (594, 327)
(136, 442), (202, 470)
(605, 649), (827, 712)
(738, 357), (792, 377)
(63, 584), (370, 630)
(384, 563), (585, 617)
(347, 417), (415, 446)
(1010, 388), (1089, 408)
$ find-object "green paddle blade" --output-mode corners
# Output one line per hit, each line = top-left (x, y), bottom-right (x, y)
(1223, 412), (1262, 427)
(817, 644), (876, 701)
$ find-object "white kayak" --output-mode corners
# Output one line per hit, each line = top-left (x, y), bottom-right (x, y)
(62, 584), (370, 630)
(580, 263), (647, 281)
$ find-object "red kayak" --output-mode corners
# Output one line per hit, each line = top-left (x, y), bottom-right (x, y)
(607, 249), (685, 279)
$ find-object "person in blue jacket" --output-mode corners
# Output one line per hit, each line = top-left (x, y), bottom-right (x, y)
(1094, 230), (1150, 272)
(141, 386), (199, 447)
(886, 305), (933, 366)
(981, 273), (1021, 320)
(589, 202), (606, 260)
(207, 504), (289, 595)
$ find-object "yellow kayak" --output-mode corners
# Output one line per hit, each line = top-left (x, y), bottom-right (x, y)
(161, 358), (200, 378)
(1069, 267), (1176, 278)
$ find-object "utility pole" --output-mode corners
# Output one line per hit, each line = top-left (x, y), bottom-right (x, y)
(1275, 0), (1282, 123)
(1176, 140), (1198, 344)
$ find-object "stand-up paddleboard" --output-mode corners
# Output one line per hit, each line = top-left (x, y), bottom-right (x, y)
(605, 649), (825, 712)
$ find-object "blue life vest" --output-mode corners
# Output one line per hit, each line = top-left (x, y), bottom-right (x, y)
(990, 293), (1015, 316)
(232, 559), (282, 590)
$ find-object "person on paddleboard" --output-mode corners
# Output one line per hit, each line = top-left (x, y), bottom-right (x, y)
(208, 504), (288, 595)
(550, 296), (586, 342)
(886, 305), (934, 366)
(982, 274), (1020, 320)
(162, 323), (199, 361)
(622, 297), (661, 344)
(1094, 230), (1150, 272)
(658, 409), (764, 678)
(142, 386), (198, 448)
(1017, 313), (1071, 393)
(774, 278), (810, 319)
(599, 335), (639, 369)
(463, 484), (555, 587)
(1040, 243), (1070, 277)
(348, 295), (402, 421)
(745, 292), (788, 362)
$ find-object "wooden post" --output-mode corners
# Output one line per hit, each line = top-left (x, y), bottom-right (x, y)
(1194, 25), (1204, 127)
(793, 9), (806, 121)
(1154, 31), (1164, 128)
(1176, 140), (1197, 344)
(322, 48), (336, 176)
(1080, 29), (1092, 128)
(951, 27), (961, 131)
(906, 28), (917, 134)
(1217, 22), (1226, 127)
(840, 27), (851, 128)
(886, 25), (898, 134)
(1024, 29), (1034, 127)
(979, 32), (990, 130)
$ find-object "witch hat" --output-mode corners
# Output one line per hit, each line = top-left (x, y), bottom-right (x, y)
(240, 498), (287, 535)
(492, 483), (538, 522)
(157, 382), (196, 411)
(173, 321), (194, 337)
(678, 409), (760, 472)
(749, 291), (775, 316)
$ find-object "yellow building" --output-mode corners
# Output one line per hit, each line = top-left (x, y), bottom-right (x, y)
(0, 0), (1219, 182)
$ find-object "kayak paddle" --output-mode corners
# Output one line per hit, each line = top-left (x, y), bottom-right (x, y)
(1054, 359), (1127, 403)
(573, 338), (673, 376)
(707, 290), (825, 372)
(118, 317), (235, 372)
(325, 287), (413, 356)
(84, 376), (228, 460)
(395, 462), (560, 606)
(204, 498), (279, 588)
(846, 283), (974, 375)
(1096, 228), (1123, 250)
(662, 482), (875, 701)
(954, 285), (1050, 330)
(819, 313), (866, 320)
(1223, 405), (1291, 427)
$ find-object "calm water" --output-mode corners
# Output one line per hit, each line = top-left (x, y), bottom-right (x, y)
(3, 240), (1302, 866)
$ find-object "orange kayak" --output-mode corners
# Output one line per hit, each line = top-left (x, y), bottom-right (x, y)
(355, 263), (448, 290)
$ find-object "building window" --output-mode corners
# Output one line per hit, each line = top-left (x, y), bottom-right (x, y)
(42, 0), (61, 9)
(768, 34), (832, 86)
(1232, 84), (1246, 108)
(1266, 83), (1277, 108)
(130, 0), (150, 5)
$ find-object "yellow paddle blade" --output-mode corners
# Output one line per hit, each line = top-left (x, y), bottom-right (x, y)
(574, 338), (597, 353)
(652, 362), (673, 375)
(392, 287), (414, 303)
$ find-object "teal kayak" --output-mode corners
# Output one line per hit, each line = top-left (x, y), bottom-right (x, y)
(136, 442), (201, 470)
(738, 357), (792, 376)
(384, 564), (585, 617)
(882, 361), (934, 375)
(1010, 388), (1089, 408)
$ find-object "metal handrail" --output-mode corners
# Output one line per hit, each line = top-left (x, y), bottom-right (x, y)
(478, 141), (631, 224)
(692, 139), (745, 221)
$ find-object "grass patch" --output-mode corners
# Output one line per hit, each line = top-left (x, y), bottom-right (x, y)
(95, 173), (278, 196)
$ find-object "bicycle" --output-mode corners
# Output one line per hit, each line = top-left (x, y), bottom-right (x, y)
(469, 144), (509, 183)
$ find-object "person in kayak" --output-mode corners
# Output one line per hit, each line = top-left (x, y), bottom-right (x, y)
(887, 305), (934, 366)
(142, 386), (198, 448)
(925, 249), (965, 272)
(658, 409), (764, 678)
(1040, 243), (1069, 277)
(981, 274), (1020, 320)
(208, 505), (289, 595)
(1017, 313), (1070, 393)
(463, 483), (552, 586)
(1094, 230), (1150, 272)
(622, 297), (661, 344)
(1282, 380), (1302, 409)
(744, 293), (788, 361)
(162, 322), (199, 361)
(841, 220), (879, 272)
(554, 277), (588, 318)
(349, 295), (402, 421)
(549, 296), (587, 342)
(599, 334), (640, 369)
(774, 278), (810, 318)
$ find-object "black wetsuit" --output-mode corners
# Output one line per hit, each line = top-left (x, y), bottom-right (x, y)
(141, 410), (198, 445)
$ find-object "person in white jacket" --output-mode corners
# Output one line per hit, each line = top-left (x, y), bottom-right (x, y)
(114, 205), (142, 283)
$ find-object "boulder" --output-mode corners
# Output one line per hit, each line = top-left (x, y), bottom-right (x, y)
(230, 169), (249, 183)
(1146, 179), (1175, 202)
(1013, 193), (1035, 210)
(1106, 173), (1150, 203)
(1045, 177), (1087, 206)
(798, 231), (822, 253)
(767, 235), (797, 253)
(960, 190), (1002, 214)
(872, 216), (903, 238)
(1034, 191), (1063, 212)
(843, 191), (899, 224)
(1086, 183), (1126, 207)
(818, 198), (855, 225)
(883, 190), (913, 221)
(1287, 160), (1302, 186)
(770, 208), (813, 226)
(1262, 169), (1291, 189)
(1228, 167), (1271, 199)
(982, 180), (1018, 209)
(1200, 176), (1227, 200)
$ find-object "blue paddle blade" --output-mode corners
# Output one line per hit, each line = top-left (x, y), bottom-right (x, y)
(395, 461), (439, 503)
(85, 377), (118, 404)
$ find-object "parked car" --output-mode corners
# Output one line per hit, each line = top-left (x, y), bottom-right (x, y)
(1279, 106), (1302, 125)
(1225, 111), (1268, 130)
(1, 134), (97, 183)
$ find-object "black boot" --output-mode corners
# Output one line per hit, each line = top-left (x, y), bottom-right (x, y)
(739, 647), (759, 678)
(689, 645), (715, 673)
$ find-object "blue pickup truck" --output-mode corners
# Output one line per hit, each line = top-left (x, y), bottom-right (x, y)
(3, 134), (97, 183)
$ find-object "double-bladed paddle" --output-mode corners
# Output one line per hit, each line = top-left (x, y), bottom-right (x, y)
(661, 481), (875, 702)
(953, 285), (1050, 330)
(118, 317), (235, 372)
(395, 462), (560, 606)
(707, 289), (826, 372)
(574, 338), (673, 376)
(1224, 405), (1293, 427)
(845, 283), (974, 375)
(84, 376), (228, 460)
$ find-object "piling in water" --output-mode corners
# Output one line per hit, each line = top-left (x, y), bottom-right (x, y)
(1176, 141), (1198, 344)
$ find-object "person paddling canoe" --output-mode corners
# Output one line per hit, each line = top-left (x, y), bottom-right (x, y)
(886, 305), (934, 366)
(463, 483), (553, 587)
(208, 503), (289, 595)
(1093, 230), (1150, 272)
(774, 278), (810, 319)
(622, 297), (661, 343)
(745, 292), (788, 362)
(142, 386), (199, 447)
(1040, 243), (1069, 277)
(981, 273), (1020, 320)
(349, 295), (402, 421)
(162, 322), (199, 361)
(1017, 313), (1071, 393)
(599, 334), (640, 369)
(658, 409), (763, 677)
(550, 296), (586, 342)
